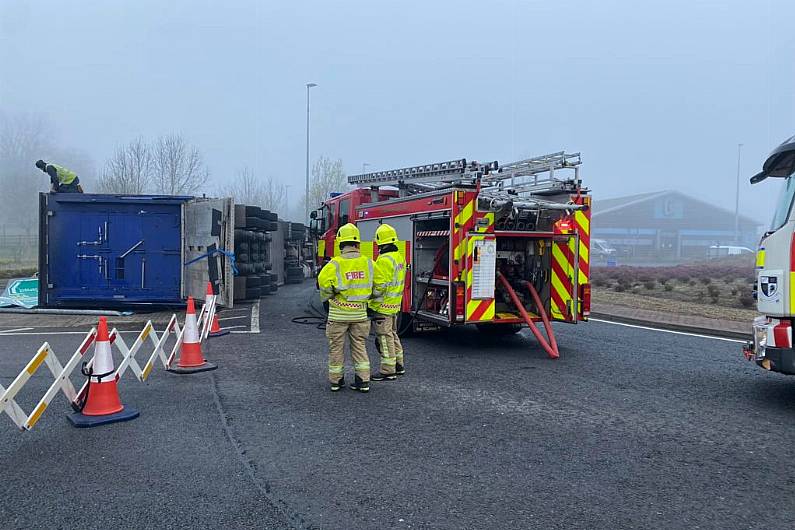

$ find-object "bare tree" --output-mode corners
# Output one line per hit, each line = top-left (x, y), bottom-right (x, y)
(151, 134), (207, 195)
(221, 167), (288, 211)
(0, 112), (54, 234)
(97, 137), (152, 194)
(306, 156), (348, 213)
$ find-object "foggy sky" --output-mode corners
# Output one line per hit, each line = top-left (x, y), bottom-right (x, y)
(1, 0), (793, 222)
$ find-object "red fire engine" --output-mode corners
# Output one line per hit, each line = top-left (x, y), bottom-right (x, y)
(310, 152), (591, 357)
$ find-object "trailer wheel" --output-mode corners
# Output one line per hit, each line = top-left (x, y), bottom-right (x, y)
(476, 323), (523, 335)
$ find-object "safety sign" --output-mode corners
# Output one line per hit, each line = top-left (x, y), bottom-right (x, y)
(0, 277), (38, 309)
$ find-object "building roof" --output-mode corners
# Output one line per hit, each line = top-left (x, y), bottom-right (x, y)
(592, 189), (762, 226)
(594, 191), (669, 216)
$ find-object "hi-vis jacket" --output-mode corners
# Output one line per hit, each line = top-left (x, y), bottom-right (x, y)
(49, 164), (78, 185)
(369, 250), (406, 315)
(318, 247), (374, 322)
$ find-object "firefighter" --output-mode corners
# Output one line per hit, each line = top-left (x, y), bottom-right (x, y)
(369, 223), (407, 381)
(318, 223), (374, 393)
(35, 160), (83, 193)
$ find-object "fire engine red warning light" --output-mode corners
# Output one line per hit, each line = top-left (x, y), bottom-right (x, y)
(554, 219), (574, 234)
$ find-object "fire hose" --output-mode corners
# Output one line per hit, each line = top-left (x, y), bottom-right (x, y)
(496, 273), (559, 359)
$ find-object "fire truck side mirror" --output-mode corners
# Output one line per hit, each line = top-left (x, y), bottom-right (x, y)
(310, 211), (318, 219)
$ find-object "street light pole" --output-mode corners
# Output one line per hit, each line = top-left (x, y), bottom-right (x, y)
(735, 143), (743, 243)
(305, 82), (317, 224)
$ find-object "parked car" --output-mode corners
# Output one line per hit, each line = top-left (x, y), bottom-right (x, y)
(707, 245), (754, 259)
(591, 238), (617, 257)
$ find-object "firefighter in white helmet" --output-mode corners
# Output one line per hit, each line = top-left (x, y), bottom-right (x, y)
(369, 223), (407, 380)
(318, 223), (374, 392)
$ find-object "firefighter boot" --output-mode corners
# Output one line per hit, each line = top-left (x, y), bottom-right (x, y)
(395, 363), (405, 376)
(330, 377), (345, 392)
(371, 371), (397, 381)
(349, 375), (370, 393)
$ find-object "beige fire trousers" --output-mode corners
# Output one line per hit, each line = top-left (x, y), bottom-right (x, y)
(326, 320), (371, 383)
(373, 313), (404, 374)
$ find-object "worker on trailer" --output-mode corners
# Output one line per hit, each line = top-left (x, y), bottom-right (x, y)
(369, 223), (407, 381)
(318, 223), (374, 393)
(35, 160), (83, 193)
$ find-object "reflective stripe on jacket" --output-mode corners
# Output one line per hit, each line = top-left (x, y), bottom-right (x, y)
(49, 164), (78, 185)
(318, 248), (374, 322)
(369, 251), (406, 315)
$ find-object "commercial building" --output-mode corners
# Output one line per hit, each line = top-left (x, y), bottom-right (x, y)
(592, 190), (762, 260)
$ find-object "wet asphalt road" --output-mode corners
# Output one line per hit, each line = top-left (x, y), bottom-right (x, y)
(1, 282), (794, 529)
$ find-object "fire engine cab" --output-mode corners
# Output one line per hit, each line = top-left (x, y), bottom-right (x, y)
(310, 152), (591, 358)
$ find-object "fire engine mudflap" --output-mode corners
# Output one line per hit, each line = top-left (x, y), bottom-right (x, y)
(322, 152), (593, 359)
(743, 134), (795, 374)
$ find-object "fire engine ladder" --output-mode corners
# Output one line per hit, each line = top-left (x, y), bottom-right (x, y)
(347, 151), (586, 211)
(348, 158), (495, 189)
(482, 151), (581, 194)
(481, 152), (585, 212)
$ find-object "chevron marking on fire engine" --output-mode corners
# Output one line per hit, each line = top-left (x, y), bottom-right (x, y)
(475, 212), (495, 233)
(574, 199), (590, 287)
(551, 238), (574, 321)
(453, 194), (476, 262)
(573, 196), (591, 318)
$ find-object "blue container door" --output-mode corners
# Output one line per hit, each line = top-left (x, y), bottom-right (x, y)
(74, 213), (110, 292)
(44, 194), (187, 306)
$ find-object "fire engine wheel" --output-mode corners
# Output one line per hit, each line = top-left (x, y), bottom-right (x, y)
(475, 323), (523, 335)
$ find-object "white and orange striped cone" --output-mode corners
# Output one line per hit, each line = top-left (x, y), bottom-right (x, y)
(68, 316), (140, 428)
(168, 297), (218, 374)
(205, 281), (229, 338)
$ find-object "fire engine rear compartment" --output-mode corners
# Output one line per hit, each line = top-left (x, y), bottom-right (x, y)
(410, 214), (557, 328)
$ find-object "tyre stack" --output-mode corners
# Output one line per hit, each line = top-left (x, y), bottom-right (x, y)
(284, 222), (307, 284)
(234, 205), (280, 301)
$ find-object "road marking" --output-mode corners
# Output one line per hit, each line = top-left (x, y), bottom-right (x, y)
(590, 318), (746, 343)
(0, 327), (34, 334)
(219, 315), (248, 322)
(250, 301), (260, 334)
(0, 329), (161, 337)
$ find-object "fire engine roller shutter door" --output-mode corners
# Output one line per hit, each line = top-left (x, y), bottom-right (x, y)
(355, 218), (411, 261)
(465, 234), (496, 322)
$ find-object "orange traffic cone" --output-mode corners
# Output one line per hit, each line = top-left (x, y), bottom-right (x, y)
(68, 316), (139, 428)
(204, 281), (228, 337)
(169, 297), (218, 374)
(209, 313), (227, 337)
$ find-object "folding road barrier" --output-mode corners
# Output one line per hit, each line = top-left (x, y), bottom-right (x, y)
(0, 293), (220, 432)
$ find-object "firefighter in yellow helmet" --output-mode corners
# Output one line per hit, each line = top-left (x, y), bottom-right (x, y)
(317, 223), (374, 392)
(369, 223), (407, 381)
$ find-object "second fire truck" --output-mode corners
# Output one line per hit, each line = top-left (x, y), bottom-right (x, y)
(310, 151), (591, 358)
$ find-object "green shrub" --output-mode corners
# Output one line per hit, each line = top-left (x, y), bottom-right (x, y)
(700, 277), (712, 285)
(707, 284), (720, 297)
(664, 283), (674, 292)
(614, 284), (626, 292)
(643, 280), (656, 290)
